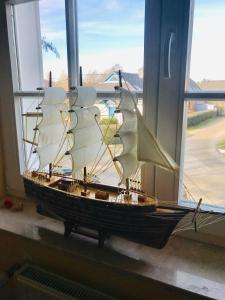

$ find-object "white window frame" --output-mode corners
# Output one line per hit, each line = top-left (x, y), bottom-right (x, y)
(1, 0), (224, 244)
(143, 0), (225, 244)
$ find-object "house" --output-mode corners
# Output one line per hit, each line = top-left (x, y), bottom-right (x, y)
(198, 79), (225, 91)
(54, 70), (143, 117)
(98, 71), (143, 116)
(103, 71), (143, 91)
(187, 79), (215, 112)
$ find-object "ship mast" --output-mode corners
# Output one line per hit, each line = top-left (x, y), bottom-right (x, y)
(79, 66), (89, 195)
(49, 70), (53, 178)
(118, 70), (130, 199)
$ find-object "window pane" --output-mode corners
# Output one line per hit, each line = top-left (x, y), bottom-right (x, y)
(39, 0), (68, 89)
(77, 0), (145, 91)
(181, 101), (225, 210)
(187, 0), (225, 91)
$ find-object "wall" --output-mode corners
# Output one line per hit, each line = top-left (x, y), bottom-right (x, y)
(0, 123), (5, 197)
(0, 1), (24, 197)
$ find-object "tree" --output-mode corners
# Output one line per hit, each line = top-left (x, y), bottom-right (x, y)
(41, 36), (60, 58)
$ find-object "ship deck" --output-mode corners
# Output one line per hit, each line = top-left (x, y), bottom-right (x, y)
(23, 173), (157, 208)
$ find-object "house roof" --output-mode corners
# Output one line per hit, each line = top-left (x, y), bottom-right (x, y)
(46, 71), (143, 92)
(197, 80), (225, 91)
(104, 71), (143, 91)
(188, 79), (202, 92)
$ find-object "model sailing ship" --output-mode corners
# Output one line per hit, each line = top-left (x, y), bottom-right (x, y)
(23, 71), (220, 249)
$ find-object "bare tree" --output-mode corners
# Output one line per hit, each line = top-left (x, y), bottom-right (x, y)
(41, 36), (60, 58)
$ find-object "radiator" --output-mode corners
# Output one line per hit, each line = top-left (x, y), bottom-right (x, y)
(16, 264), (117, 300)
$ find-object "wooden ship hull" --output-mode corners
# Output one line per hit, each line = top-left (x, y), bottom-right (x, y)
(23, 176), (189, 249)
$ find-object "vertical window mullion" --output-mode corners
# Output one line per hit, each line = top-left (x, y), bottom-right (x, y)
(143, 0), (190, 202)
(155, 0), (190, 203)
(142, 0), (162, 197)
(65, 0), (79, 88)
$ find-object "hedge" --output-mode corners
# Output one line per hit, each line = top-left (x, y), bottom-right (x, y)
(99, 116), (118, 125)
(100, 124), (120, 145)
(187, 110), (217, 128)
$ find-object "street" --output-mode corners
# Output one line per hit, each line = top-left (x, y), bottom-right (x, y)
(183, 117), (225, 208)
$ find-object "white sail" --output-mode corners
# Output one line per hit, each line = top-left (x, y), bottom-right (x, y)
(69, 86), (97, 107)
(41, 87), (66, 105)
(69, 106), (104, 177)
(36, 88), (66, 170)
(115, 87), (178, 185)
(137, 111), (178, 171)
(117, 88), (138, 111)
(69, 106), (100, 129)
(114, 89), (139, 184)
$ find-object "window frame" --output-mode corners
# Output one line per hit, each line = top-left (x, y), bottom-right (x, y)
(1, 0), (224, 244)
(5, 0), (225, 201)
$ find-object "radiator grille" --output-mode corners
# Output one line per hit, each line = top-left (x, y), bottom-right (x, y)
(16, 265), (117, 300)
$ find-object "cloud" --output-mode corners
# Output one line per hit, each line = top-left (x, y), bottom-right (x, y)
(42, 30), (66, 42)
(80, 47), (143, 74)
(42, 46), (143, 80)
(190, 12), (225, 81)
(79, 21), (143, 37)
(43, 55), (68, 80)
(105, 0), (120, 11)
(39, 0), (65, 13)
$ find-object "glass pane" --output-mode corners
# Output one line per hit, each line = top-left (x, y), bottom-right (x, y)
(77, 0), (145, 91)
(181, 101), (225, 210)
(39, 0), (68, 89)
(95, 96), (143, 187)
(21, 94), (143, 188)
(187, 0), (225, 91)
(21, 96), (72, 173)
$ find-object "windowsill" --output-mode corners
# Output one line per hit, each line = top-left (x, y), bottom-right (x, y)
(177, 199), (225, 248)
(0, 198), (224, 299)
(179, 199), (225, 214)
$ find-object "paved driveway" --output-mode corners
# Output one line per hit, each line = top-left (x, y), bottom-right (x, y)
(183, 117), (225, 208)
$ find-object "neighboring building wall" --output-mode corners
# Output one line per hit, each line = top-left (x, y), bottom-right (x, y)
(197, 79), (225, 91)
(187, 101), (196, 113)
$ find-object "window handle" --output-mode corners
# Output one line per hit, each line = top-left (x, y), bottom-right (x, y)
(164, 32), (175, 78)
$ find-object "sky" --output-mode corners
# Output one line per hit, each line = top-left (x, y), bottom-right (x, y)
(39, 0), (144, 80)
(39, 0), (225, 82)
(190, 0), (225, 81)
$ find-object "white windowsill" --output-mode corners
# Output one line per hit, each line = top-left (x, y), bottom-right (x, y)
(0, 198), (224, 299)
